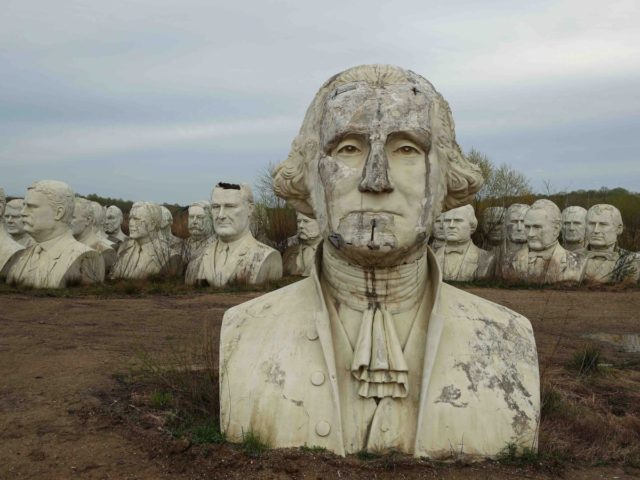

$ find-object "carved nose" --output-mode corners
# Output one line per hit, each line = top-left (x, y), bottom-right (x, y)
(358, 143), (394, 193)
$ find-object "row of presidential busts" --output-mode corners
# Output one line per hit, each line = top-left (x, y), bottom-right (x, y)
(0, 180), (325, 289)
(430, 200), (640, 284)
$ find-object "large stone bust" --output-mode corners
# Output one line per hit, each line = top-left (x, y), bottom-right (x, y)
(219, 65), (539, 459)
(71, 197), (117, 272)
(282, 212), (322, 276)
(433, 205), (494, 281)
(518, 199), (582, 284)
(582, 204), (638, 283)
(0, 188), (25, 277)
(561, 206), (587, 253)
(195, 183), (282, 286)
(184, 200), (216, 285)
(5, 180), (104, 288)
(104, 205), (129, 247)
(111, 201), (182, 279)
(4, 198), (35, 247)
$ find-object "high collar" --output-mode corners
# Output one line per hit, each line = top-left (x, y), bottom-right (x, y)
(321, 243), (428, 314)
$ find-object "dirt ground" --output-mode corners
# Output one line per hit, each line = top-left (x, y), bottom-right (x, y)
(1, 286), (640, 480)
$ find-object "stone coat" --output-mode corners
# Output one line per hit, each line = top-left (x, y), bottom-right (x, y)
(0, 227), (25, 276)
(282, 240), (320, 277)
(581, 247), (639, 284)
(220, 248), (540, 459)
(196, 234), (282, 286)
(5, 231), (104, 288)
(505, 243), (582, 284)
(433, 242), (494, 281)
(111, 237), (182, 279)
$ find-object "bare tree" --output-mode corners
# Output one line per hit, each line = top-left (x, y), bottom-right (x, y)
(467, 148), (532, 206)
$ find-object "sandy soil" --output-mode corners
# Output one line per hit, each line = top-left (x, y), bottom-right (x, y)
(1, 287), (639, 479)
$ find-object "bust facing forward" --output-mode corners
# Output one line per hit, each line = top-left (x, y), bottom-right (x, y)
(195, 183), (281, 286)
(219, 65), (539, 460)
(434, 205), (494, 281)
(5, 180), (104, 288)
(282, 212), (322, 277)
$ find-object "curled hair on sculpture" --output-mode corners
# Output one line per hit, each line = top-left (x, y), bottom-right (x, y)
(27, 180), (75, 224)
(273, 64), (483, 225)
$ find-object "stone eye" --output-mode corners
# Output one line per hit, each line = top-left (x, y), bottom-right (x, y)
(395, 145), (420, 155)
(337, 144), (361, 154)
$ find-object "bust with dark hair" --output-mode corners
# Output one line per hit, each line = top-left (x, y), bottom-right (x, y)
(219, 65), (539, 460)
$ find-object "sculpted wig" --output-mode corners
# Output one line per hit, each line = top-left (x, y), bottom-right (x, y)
(27, 180), (75, 224)
(273, 65), (483, 220)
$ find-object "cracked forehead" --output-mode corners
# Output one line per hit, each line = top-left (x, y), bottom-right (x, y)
(320, 83), (432, 153)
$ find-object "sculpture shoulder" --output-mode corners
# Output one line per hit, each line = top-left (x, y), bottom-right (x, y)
(222, 277), (316, 329)
(250, 238), (281, 259)
(438, 282), (534, 337)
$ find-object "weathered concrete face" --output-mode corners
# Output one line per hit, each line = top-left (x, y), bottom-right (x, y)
(315, 83), (432, 266)
(506, 204), (529, 244)
(525, 206), (560, 251)
(22, 182), (73, 244)
(212, 188), (252, 243)
(71, 199), (92, 237)
(562, 206), (587, 245)
(443, 205), (475, 244)
(482, 207), (506, 244)
(586, 205), (622, 250)
(104, 206), (124, 234)
(188, 204), (213, 239)
(4, 199), (26, 235)
(432, 214), (446, 241)
(296, 212), (320, 242)
(128, 205), (155, 241)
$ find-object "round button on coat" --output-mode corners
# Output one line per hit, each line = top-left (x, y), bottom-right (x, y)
(310, 371), (325, 386)
(315, 421), (331, 437)
(306, 326), (319, 341)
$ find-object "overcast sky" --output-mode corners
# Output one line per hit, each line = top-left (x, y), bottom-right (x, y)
(1, 0), (639, 204)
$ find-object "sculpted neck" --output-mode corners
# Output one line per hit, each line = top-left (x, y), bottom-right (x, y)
(588, 242), (616, 252)
(444, 238), (470, 248)
(321, 242), (428, 313)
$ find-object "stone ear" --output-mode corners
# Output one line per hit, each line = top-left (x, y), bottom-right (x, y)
(54, 206), (66, 222)
(273, 137), (316, 218)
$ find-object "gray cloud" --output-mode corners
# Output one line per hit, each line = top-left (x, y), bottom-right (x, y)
(1, 0), (639, 203)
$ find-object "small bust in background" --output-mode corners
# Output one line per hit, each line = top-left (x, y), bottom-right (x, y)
(501, 203), (530, 281)
(561, 206), (587, 253)
(282, 212), (321, 277)
(434, 205), (494, 281)
(5, 180), (104, 288)
(582, 204), (638, 283)
(160, 206), (183, 255)
(523, 199), (582, 284)
(195, 182), (282, 286)
(0, 188), (25, 276)
(104, 205), (129, 247)
(71, 197), (117, 273)
(111, 202), (182, 279)
(184, 200), (215, 285)
(429, 213), (446, 250)
(4, 198), (35, 247)
(482, 206), (506, 249)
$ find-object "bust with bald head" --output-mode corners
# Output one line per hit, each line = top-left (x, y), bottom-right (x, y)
(0, 187), (25, 277)
(5, 180), (104, 288)
(193, 183), (282, 286)
(219, 65), (539, 460)
(433, 205), (494, 281)
(582, 204), (638, 283)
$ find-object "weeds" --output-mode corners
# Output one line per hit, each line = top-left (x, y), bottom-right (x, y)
(496, 442), (540, 466)
(240, 430), (269, 457)
(570, 344), (601, 375)
(300, 445), (327, 453)
(150, 390), (173, 409)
